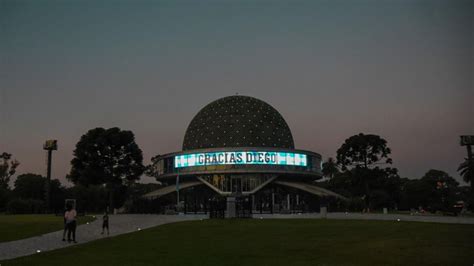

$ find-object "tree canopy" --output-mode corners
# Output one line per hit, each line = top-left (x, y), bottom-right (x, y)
(336, 133), (392, 170)
(457, 158), (473, 184)
(322, 157), (339, 179)
(145, 154), (162, 180)
(420, 170), (459, 211)
(335, 133), (394, 210)
(68, 127), (145, 187)
(0, 152), (20, 189)
(13, 173), (46, 200)
(10, 173), (66, 212)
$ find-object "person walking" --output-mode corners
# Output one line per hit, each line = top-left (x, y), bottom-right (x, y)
(64, 204), (77, 243)
(101, 212), (109, 235)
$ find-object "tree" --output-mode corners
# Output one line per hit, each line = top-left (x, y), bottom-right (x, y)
(66, 185), (108, 213)
(145, 154), (162, 180)
(0, 186), (11, 212)
(67, 127), (145, 210)
(400, 178), (430, 210)
(458, 158), (473, 184)
(336, 133), (392, 170)
(11, 173), (66, 213)
(336, 133), (393, 210)
(379, 168), (403, 209)
(458, 156), (474, 210)
(322, 157), (339, 179)
(13, 173), (45, 200)
(0, 152), (20, 189)
(399, 170), (461, 213)
(420, 169), (459, 212)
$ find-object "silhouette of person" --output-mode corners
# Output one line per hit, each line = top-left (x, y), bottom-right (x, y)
(64, 204), (77, 243)
(101, 212), (109, 235)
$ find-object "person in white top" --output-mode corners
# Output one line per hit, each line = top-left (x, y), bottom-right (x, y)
(64, 204), (77, 243)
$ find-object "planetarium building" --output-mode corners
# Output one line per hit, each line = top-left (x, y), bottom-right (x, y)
(144, 96), (344, 216)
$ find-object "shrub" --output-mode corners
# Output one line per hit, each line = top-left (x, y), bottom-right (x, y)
(370, 189), (392, 210)
(347, 197), (365, 212)
(7, 199), (45, 214)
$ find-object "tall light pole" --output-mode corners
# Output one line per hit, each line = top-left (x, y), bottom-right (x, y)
(43, 140), (57, 213)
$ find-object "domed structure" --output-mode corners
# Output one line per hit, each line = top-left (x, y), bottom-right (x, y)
(183, 96), (294, 150)
(143, 95), (345, 217)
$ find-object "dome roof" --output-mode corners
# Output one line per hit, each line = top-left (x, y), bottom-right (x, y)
(182, 96), (294, 150)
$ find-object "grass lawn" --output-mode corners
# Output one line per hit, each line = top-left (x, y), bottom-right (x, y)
(0, 215), (95, 243)
(3, 219), (474, 266)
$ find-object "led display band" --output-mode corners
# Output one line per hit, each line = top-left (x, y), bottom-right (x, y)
(175, 151), (307, 168)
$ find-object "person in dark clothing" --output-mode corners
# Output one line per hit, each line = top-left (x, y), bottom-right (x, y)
(101, 212), (109, 235)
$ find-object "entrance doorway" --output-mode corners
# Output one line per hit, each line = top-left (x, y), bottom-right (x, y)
(231, 176), (242, 193)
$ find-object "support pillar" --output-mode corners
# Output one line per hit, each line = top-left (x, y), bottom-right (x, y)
(45, 149), (52, 213)
(271, 192), (275, 213)
(184, 192), (187, 214)
(287, 194), (290, 210)
(226, 197), (236, 218)
(42, 140), (57, 214)
(321, 206), (327, 218)
(251, 195), (255, 212)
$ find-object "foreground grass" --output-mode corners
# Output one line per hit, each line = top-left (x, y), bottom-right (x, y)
(3, 219), (474, 266)
(0, 215), (95, 243)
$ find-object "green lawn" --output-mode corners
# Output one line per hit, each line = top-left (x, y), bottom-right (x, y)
(3, 219), (474, 266)
(0, 215), (95, 243)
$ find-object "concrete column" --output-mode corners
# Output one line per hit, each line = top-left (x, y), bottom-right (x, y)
(226, 197), (236, 218)
(320, 206), (327, 218)
(251, 195), (255, 211)
(271, 193), (275, 214)
(287, 194), (290, 210)
(296, 194), (299, 206)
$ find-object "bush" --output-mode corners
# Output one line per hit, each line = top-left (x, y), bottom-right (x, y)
(370, 189), (392, 210)
(347, 197), (365, 212)
(125, 198), (167, 214)
(7, 199), (45, 214)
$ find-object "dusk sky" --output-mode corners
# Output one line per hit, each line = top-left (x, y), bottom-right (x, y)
(1, 0), (473, 186)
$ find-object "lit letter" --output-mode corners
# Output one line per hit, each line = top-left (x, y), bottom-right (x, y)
(212, 154), (218, 163)
(246, 152), (253, 163)
(236, 152), (243, 163)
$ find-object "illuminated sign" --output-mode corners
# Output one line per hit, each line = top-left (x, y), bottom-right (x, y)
(175, 151), (307, 168)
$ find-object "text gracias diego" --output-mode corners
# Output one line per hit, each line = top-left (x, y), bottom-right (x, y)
(175, 151), (307, 168)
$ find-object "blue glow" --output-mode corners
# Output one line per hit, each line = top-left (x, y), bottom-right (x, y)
(175, 151), (307, 168)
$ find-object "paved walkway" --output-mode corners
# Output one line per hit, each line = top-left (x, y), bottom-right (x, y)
(255, 212), (474, 224)
(0, 214), (206, 261)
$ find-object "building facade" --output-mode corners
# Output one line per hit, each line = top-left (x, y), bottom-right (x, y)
(144, 95), (345, 216)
